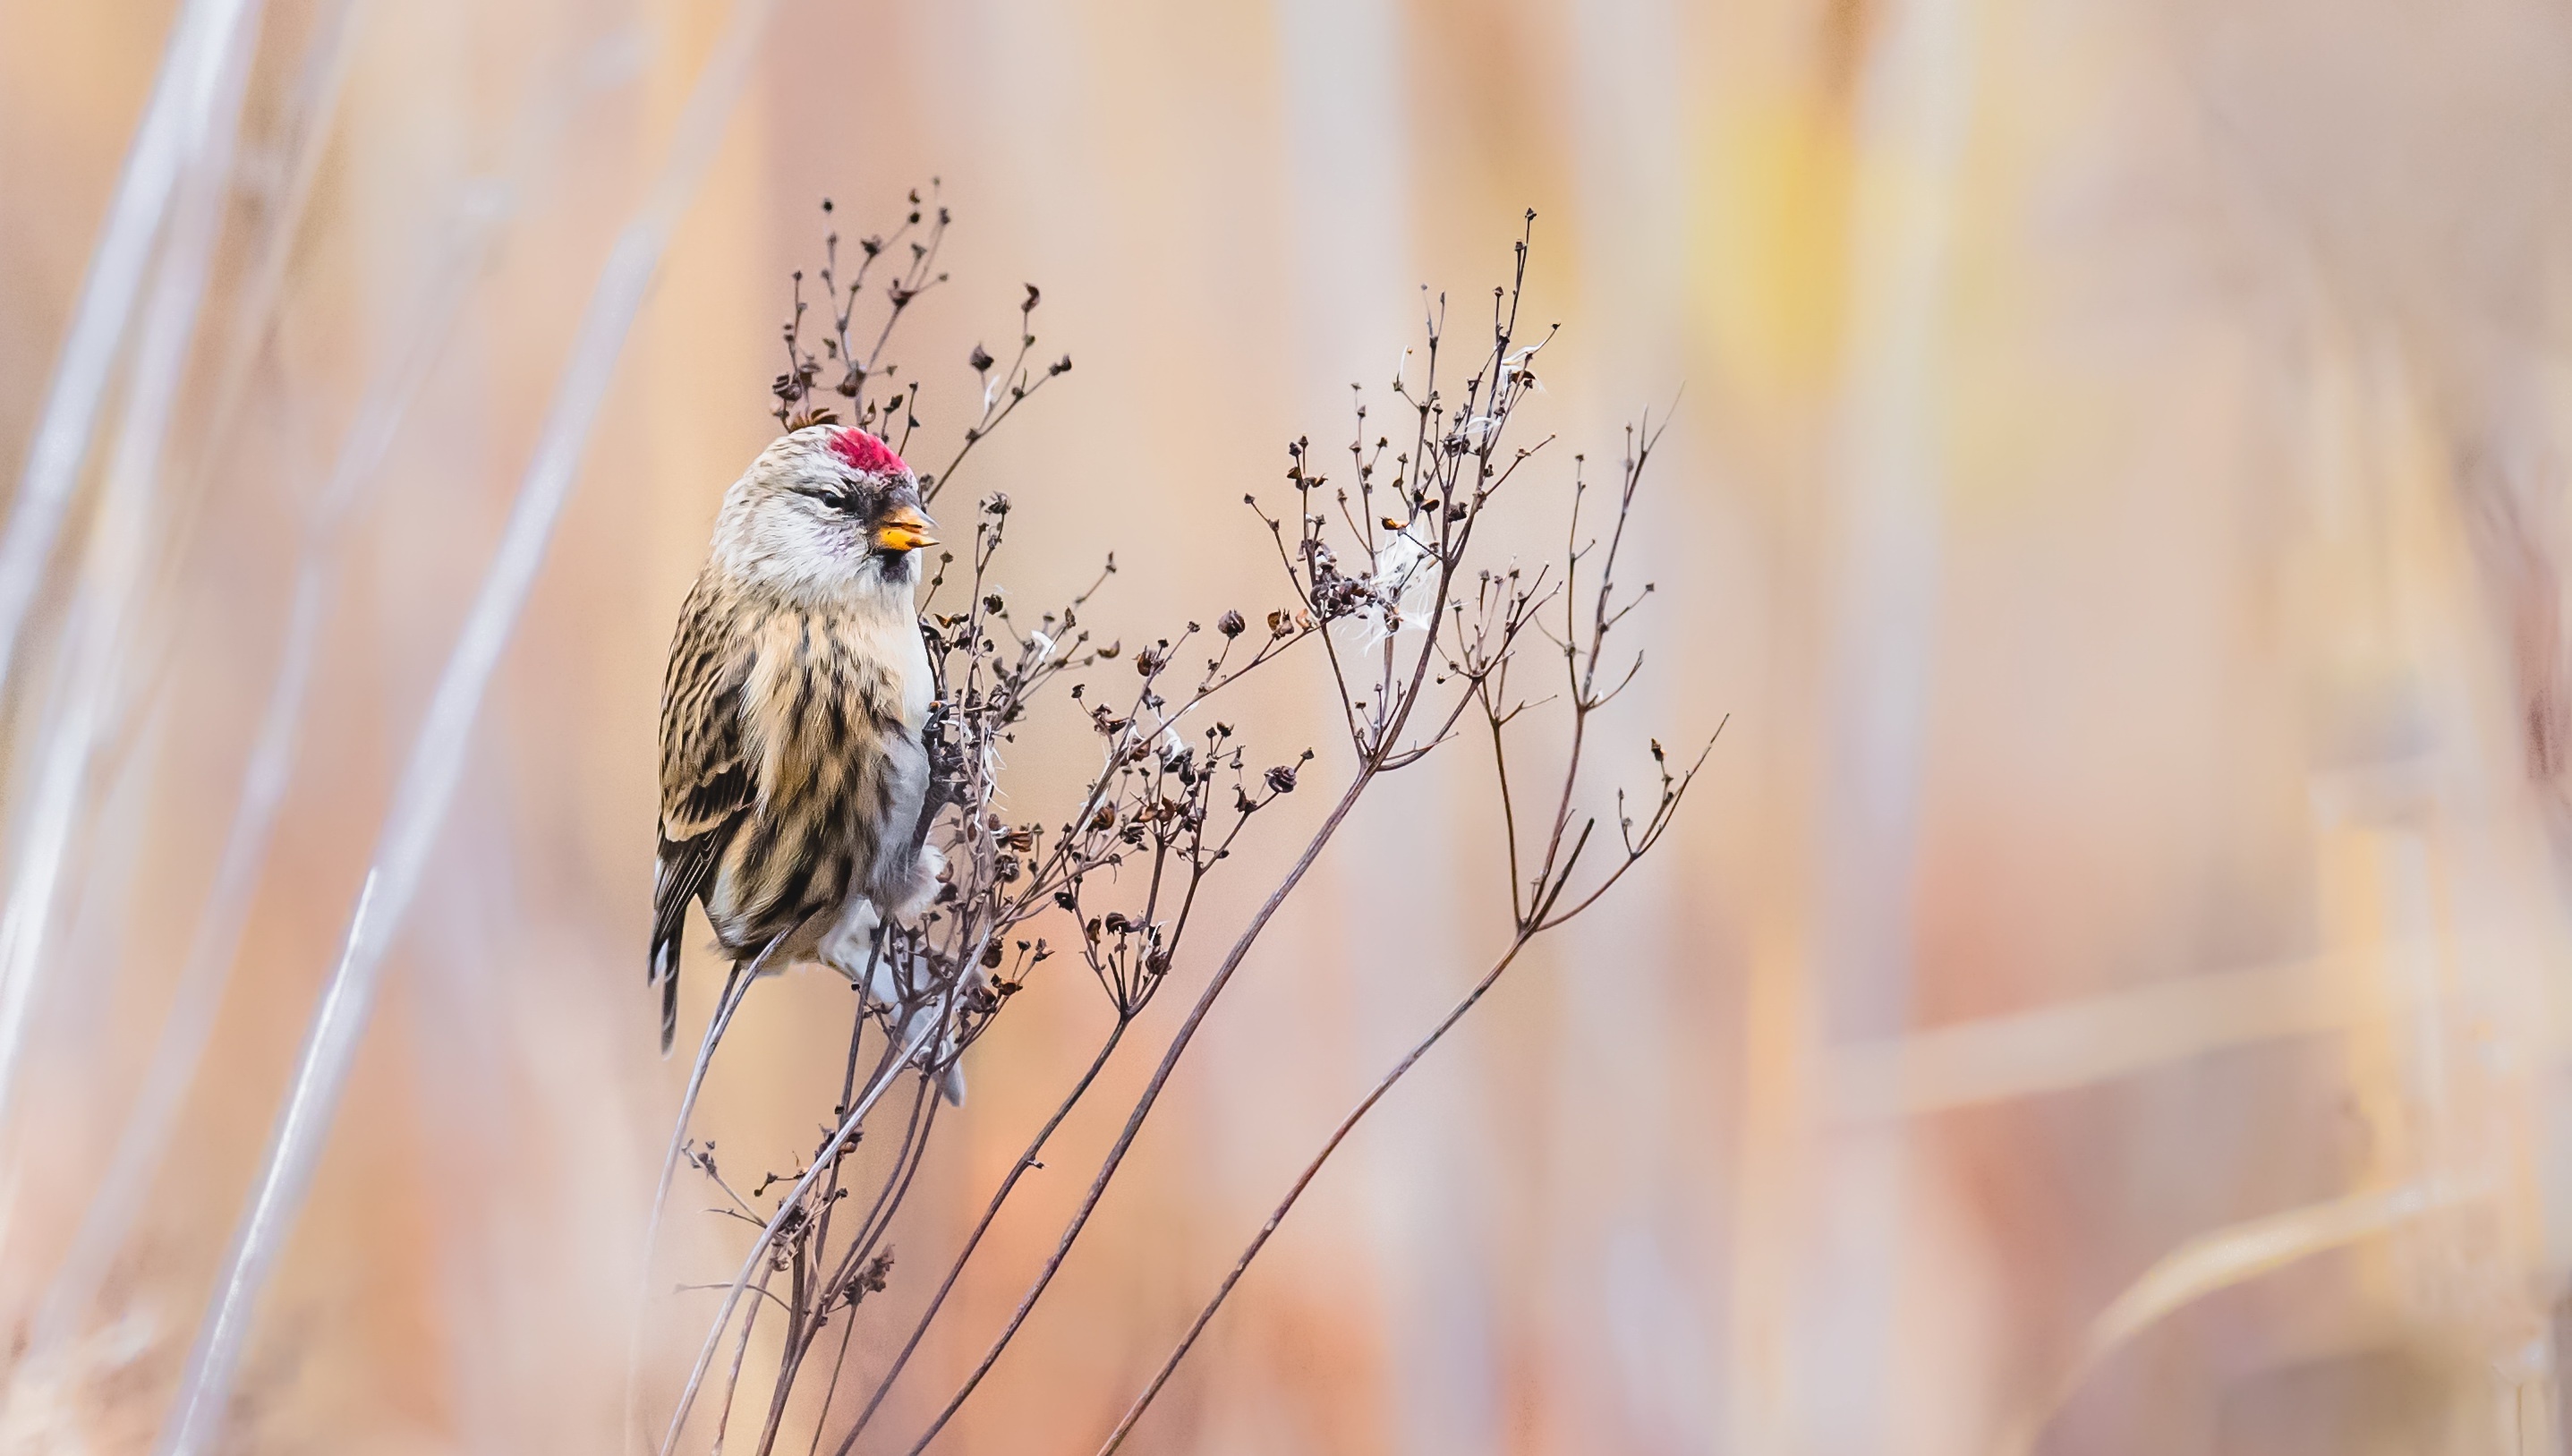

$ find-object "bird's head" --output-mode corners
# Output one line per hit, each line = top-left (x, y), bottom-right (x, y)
(712, 425), (939, 606)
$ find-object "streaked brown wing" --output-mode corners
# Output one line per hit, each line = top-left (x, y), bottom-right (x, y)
(652, 576), (750, 1051)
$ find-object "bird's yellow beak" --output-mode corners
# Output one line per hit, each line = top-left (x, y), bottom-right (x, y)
(874, 505), (938, 553)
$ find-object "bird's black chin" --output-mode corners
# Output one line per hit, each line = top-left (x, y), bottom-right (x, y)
(875, 548), (921, 583)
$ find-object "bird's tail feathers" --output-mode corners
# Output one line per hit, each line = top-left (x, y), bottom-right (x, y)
(652, 935), (680, 1056)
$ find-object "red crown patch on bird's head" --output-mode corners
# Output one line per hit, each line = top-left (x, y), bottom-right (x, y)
(829, 427), (908, 478)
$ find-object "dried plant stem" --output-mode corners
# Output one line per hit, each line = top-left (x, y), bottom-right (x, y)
(653, 951), (768, 1251)
(1092, 422), (1709, 1452)
(776, 990), (886, 1451)
(759, 1085), (939, 1456)
(901, 771), (1376, 1456)
(803, 1306), (863, 1456)
(838, 1017), (1131, 1450)
(894, 226), (1556, 1453)
(752, 1071), (926, 1454)
(660, 1017), (940, 1456)
(711, 1264), (779, 1454)
(626, 933), (793, 1456)
(1093, 930), (1536, 1452)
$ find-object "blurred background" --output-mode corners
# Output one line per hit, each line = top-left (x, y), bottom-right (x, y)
(6, 0), (2572, 1452)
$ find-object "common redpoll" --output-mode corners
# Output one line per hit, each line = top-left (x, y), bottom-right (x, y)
(652, 425), (959, 1094)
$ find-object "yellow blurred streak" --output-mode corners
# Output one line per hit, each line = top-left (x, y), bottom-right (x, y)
(1691, 95), (1852, 406)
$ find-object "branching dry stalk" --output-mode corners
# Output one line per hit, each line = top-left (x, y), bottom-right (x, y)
(652, 205), (1712, 1456)
(1090, 425), (1719, 1454)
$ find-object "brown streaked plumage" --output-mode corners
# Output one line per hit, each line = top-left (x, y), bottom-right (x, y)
(652, 425), (941, 1057)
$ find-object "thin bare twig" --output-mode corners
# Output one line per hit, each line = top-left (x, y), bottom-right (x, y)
(834, 1017), (1128, 1449)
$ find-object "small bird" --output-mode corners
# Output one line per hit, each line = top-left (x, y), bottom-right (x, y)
(652, 424), (952, 1083)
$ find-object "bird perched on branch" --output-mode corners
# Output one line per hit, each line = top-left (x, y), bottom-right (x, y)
(652, 424), (956, 1091)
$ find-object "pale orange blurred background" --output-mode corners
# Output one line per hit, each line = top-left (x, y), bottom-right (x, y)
(7, 1), (2572, 1452)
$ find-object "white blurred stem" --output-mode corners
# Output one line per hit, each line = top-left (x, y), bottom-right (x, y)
(0, 0), (264, 709)
(111, 0), (370, 697)
(151, 4), (779, 1451)
(1777, 0), (1971, 1452)
(46, 3), (643, 1365)
(0, 0), (267, 1150)
(35, 141), (527, 1362)
(179, 0), (368, 498)
(29, 2), (372, 1357)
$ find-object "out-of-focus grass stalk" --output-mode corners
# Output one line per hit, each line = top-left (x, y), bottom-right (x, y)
(0, 0), (264, 711)
(174, 0), (365, 501)
(1992, 1177), (2483, 1456)
(38, 19), (649, 1359)
(0, 0), (267, 1146)
(37, 193), (486, 1358)
(21, 4), (364, 1154)
(1779, 0), (1971, 1450)
(30, 0), (368, 1351)
(63, 1), (368, 965)
(1822, 947), (2421, 1121)
(151, 4), (777, 1451)
(110, 0), (369, 703)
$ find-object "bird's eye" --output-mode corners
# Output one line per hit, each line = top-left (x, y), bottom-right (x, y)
(791, 485), (864, 514)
